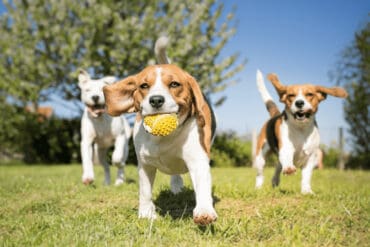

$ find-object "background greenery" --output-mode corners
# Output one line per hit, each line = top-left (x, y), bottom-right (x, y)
(0, 165), (369, 246)
(0, 0), (368, 169)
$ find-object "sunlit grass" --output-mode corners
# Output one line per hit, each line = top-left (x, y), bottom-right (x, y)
(0, 164), (369, 246)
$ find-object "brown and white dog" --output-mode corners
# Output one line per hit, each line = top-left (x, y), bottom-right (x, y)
(254, 70), (347, 194)
(102, 38), (217, 225)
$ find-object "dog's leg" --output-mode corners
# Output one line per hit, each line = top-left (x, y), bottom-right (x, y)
(170, 175), (183, 194)
(272, 162), (282, 187)
(254, 151), (266, 189)
(279, 143), (297, 175)
(301, 154), (317, 194)
(138, 164), (157, 219)
(186, 155), (217, 226)
(112, 135), (129, 186)
(97, 147), (110, 185)
(81, 138), (95, 185)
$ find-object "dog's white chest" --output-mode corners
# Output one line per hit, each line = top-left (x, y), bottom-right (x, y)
(282, 121), (320, 167)
(85, 112), (125, 147)
(133, 118), (200, 175)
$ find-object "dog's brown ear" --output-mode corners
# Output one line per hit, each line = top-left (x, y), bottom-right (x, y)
(187, 74), (212, 157)
(268, 73), (287, 101)
(103, 76), (138, 116)
(315, 86), (348, 101)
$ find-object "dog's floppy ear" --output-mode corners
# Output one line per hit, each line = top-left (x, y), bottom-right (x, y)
(268, 73), (287, 102)
(315, 85), (348, 101)
(187, 74), (212, 156)
(103, 75), (138, 116)
(78, 69), (90, 87)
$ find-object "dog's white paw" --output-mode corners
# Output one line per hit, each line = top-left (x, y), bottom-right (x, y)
(114, 178), (124, 186)
(255, 175), (264, 189)
(82, 175), (94, 185)
(139, 202), (157, 220)
(282, 165), (296, 175)
(193, 207), (217, 226)
(301, 187), (314, 195)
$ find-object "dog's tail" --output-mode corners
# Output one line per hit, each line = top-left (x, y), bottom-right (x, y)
(256, 70), (280, 117)
(155, 36), (170, 64)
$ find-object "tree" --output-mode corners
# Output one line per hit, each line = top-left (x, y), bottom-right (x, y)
(333, 21), (370, 169)
(0, 0), (245, 163)
(0, 0), (245, 110)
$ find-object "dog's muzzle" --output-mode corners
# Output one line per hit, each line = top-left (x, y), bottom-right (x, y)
(293, 110), (311, 122)
(87, 104), (105, 117)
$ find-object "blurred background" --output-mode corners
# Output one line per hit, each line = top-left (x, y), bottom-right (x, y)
(0, 0), (368, 169)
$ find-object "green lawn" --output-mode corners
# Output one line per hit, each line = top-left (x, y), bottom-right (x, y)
(0, 164), (369, 246)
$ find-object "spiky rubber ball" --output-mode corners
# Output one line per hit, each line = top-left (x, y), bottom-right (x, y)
(143, 113), (178, 136)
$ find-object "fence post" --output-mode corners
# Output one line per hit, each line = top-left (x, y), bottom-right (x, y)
(337, 127), (345, 170)
(252, 129), (257, 167)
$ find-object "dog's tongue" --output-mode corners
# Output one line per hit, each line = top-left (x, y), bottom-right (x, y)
(88, 105), (105, 117)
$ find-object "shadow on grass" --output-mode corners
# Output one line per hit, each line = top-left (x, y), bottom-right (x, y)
(154, 187), (220, 220)
(277, 188), (295, 195)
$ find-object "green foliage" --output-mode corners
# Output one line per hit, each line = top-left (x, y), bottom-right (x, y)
(0, 105), (81, 164)
(0, 0), (245, 165)
(346, 152), (370, 170)
(211, 131), (252, 167)
(333, 21), (370, 169)
(0, 165), (369, 246)
(321, 145), (340, 168)
(0, 0), (245, 108)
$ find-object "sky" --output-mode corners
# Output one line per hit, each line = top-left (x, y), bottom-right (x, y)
(1, 1), (369, 148)
(213, 0), (369, 147)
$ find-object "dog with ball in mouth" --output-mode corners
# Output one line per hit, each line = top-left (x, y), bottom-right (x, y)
(103, 37), (217, 226)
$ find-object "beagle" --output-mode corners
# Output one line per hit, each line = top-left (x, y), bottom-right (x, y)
(102, 42), (217, 225)
(254, 70), (347, 194)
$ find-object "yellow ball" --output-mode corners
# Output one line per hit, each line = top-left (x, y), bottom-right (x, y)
(143, 113), (178, 136)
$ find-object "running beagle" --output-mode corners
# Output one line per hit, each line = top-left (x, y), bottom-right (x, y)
(254, 70), (347, 194)
(103, 39), (217, 225)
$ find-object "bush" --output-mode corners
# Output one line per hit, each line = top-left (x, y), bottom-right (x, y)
(211, 131), (252, 167)
(0, 103), (81, 164)
(346, 152), (370, 169)
(321, 145), (340, 169)
(19, 115), (81, 164)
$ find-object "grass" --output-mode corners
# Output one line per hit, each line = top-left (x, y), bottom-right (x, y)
(0, 164), (369, 246)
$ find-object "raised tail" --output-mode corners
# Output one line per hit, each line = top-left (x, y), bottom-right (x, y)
(154, 36), (170, 64)
(256, 70), (280, 117)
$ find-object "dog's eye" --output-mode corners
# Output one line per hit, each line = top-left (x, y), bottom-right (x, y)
(169, 81), (181, 88)
(140, 83), (150, 89)
(306, 93), (314, 97)
(288, 94), (295, 99)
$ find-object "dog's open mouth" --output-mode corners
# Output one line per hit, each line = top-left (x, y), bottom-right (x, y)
(87, 104), (105, 117)
(293, 110), (311, 121)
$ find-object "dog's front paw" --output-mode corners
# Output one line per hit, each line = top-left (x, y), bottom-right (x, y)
(114, 178), (124, 186)
(139, 202), (157, 220)
(283, 165), (296, 175)
(301, 187), (314, 195)
(255, 175), (264, 189)
(82, 175), (94, 185)
(193, 207), (217, 226)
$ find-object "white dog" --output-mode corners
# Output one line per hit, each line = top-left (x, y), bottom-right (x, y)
(78, 69), (131, 186)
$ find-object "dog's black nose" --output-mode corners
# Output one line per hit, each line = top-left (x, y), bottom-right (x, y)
(295, 100), (304, 108)
(149, 95), (165, 108)
(92, 95), (99, 103)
